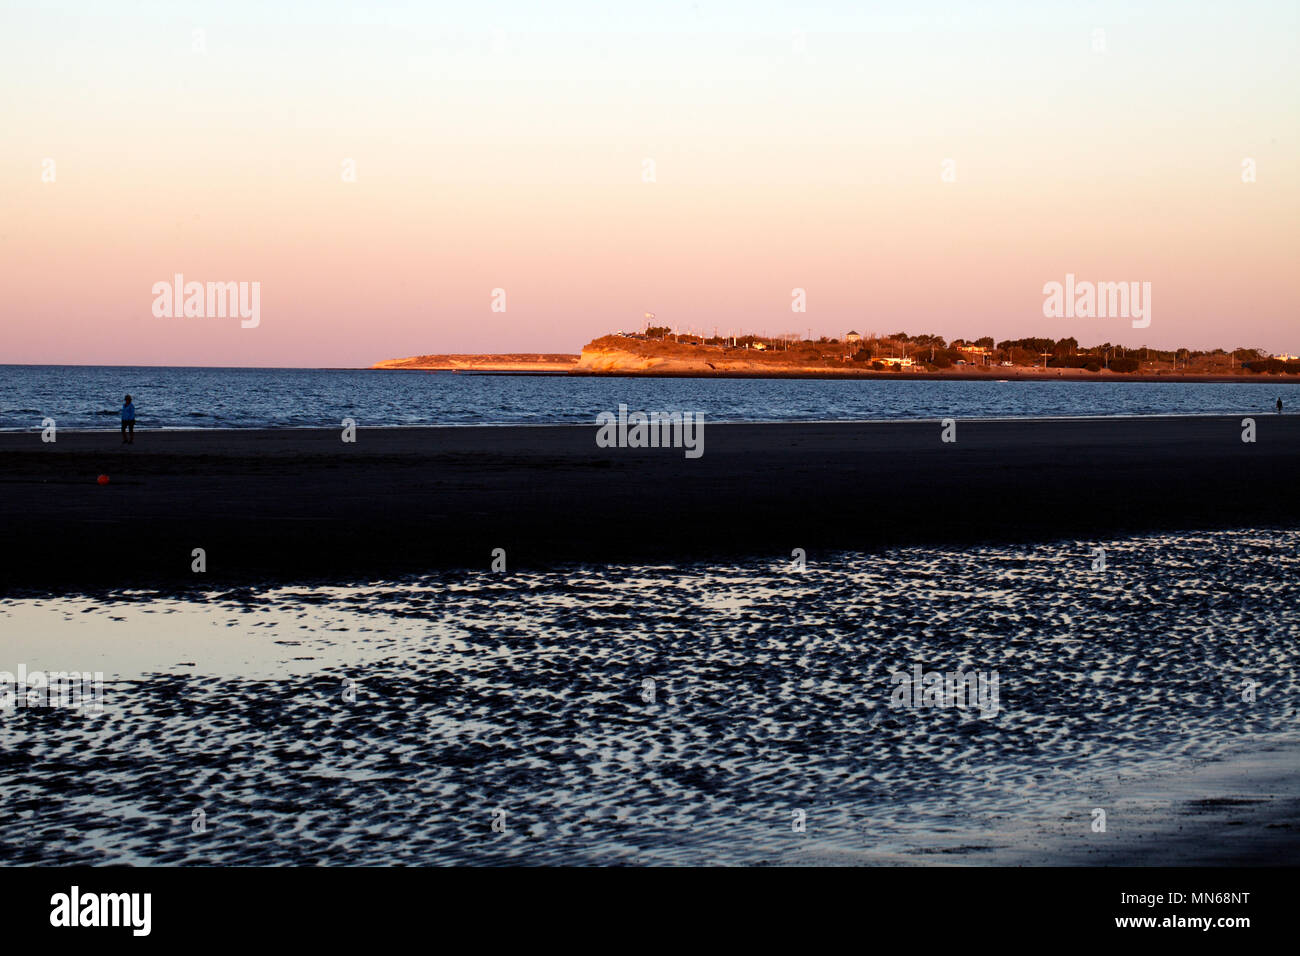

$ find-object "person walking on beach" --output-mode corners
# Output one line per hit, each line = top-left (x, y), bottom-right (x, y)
(121, 394), (135, 444)
(1277, 397), (1284, 414)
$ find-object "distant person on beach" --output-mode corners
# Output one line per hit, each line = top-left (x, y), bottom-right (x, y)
(121, 394), (135, 444)
(1278, 397), (1284, 414)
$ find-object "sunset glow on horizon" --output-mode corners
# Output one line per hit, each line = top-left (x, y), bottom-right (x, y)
(3, 0), (1297, 367)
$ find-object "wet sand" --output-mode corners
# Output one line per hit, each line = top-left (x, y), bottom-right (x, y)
(997, 738), (1300, 866)
(2, 415), (1297, 588)
(6, 532), (1297, 866)
(799, 738), (1300, 866)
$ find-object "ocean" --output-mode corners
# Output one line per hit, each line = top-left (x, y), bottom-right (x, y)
(2, 365), (1298, 430)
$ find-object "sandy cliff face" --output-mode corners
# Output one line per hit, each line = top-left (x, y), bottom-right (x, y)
(576, 337), (851, 374)
(575, 348), (818, 373)
(575, 347), (675, 372)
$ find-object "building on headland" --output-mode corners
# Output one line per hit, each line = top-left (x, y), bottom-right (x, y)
(1274, 353), (1298, 361)
(845, 331), (862, 345)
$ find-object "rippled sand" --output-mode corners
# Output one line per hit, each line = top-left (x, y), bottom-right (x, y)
(2, 529), (1296, 864)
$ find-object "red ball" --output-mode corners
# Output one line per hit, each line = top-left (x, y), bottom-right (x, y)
(97, 474), (110, 485)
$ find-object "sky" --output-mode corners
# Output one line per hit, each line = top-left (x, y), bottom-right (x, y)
(2, 1), (1297, 367)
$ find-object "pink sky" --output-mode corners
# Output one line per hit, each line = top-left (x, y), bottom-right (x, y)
(3, 4), (1297, 366)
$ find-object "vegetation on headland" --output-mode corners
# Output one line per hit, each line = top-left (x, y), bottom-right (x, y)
(576, 329), (1300, 377)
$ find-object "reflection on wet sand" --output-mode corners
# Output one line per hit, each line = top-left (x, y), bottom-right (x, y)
(1, 529), (1296, 865)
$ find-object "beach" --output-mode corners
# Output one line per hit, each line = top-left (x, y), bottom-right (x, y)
(4, 417), (1298, 867)
(2, 415), (1297, 589)
(994, 738), (1300, 867)
(4, 526), (1297, 866)
(796, 738), (1300, 866)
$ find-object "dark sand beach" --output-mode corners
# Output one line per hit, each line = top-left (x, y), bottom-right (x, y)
(2, 415), (1297, 589)
(796, 739), (1300, 866)
(994, 739), (1300, 867)
(4, 418), (1299, 868)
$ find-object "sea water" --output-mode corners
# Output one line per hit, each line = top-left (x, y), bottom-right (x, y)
(2, 365), (1298, 430)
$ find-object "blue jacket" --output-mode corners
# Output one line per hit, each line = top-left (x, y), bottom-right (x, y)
(122, 402), (135, 421)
